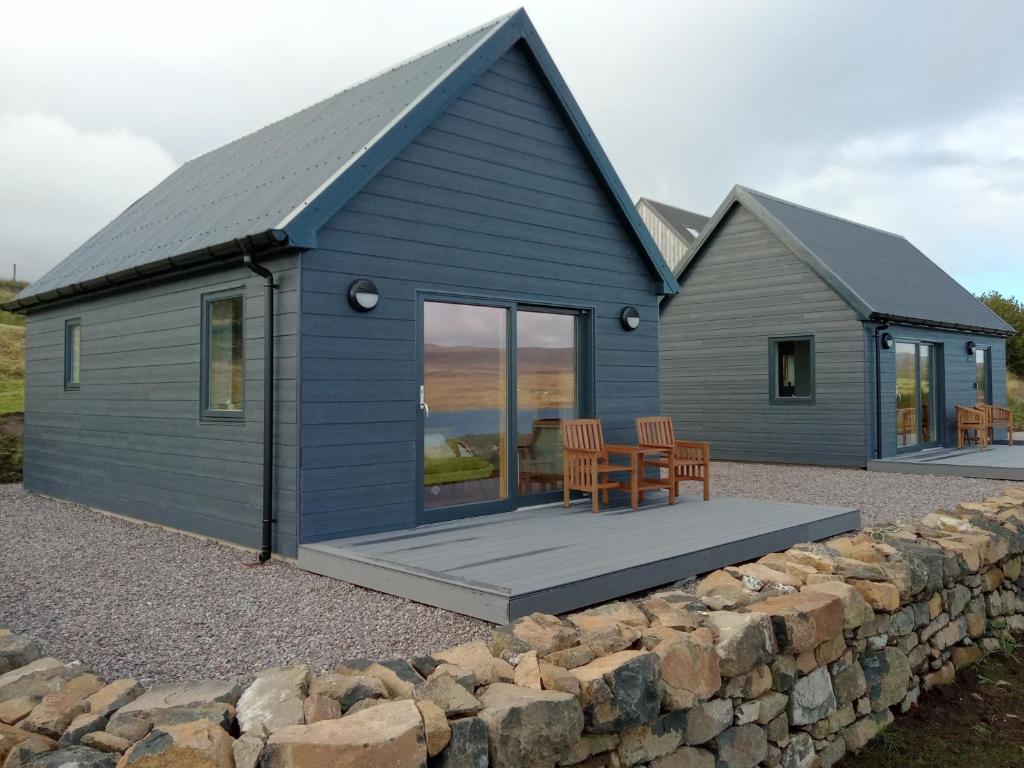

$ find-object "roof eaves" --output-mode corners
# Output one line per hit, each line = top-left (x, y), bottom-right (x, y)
(870, 312), (1015, 337)
(3, 229), (292, 313)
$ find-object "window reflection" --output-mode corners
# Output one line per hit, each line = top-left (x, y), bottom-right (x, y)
(516, 310), (576, 494)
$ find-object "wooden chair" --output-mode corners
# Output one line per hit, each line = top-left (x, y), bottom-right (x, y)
(979, 404), (1014, 447)
(956, 405), (990, 450)
(561, 419), (635, 513)
(636, 416), (711, 501)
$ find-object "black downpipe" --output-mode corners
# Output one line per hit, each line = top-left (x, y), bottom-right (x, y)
(244, 251), (276, 563)
(873, 323), (888, 459)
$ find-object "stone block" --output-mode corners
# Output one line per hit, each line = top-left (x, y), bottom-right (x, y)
(570, 650), (660, 733)
(237, 664), (309, 735)
(263, 700), (426, 768)
(787, 667), (836, 726)
(491, 613), (579, 657)
(705, 612), (777, 677)
(477, 683), (584, 767)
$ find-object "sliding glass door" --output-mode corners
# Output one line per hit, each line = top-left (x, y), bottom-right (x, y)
(420, 299), (588, 523)
(895, 342), (940, 450)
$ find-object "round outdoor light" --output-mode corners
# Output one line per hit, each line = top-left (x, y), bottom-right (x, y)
(880, 332), (894, 350)
(348, 279), (379, 312)
(966, 340), (977, 356)
(620, 306), (641, 331)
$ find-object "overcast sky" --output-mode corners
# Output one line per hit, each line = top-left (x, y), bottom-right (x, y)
(2, 0), (1022, 298)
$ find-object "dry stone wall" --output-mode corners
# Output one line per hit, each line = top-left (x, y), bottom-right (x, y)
(2, 486), (1024, 767)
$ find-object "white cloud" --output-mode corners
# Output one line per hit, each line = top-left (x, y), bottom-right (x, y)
(773, 102), (1024, 293)
(0, 112), (178, 281)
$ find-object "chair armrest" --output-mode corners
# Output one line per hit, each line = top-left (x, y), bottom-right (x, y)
(564, 448), (601, 457)
(604, 443), (638, 457)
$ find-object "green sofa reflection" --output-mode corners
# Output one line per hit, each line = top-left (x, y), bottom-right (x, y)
(423, 433), (495, 486)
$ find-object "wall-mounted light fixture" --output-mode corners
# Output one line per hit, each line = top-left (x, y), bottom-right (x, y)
(880, 332), (894, 350)
(348, 279), (379, 312)
(966, 340), (977, 357)
(620, 306), (640, 331)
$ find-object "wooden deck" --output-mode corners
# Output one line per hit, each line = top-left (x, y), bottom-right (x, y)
(297, 495), (861, 623)
(868, 444), (1024, 481)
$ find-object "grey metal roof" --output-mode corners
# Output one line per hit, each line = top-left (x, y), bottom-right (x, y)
(675, 185), (1013, 335)
(638, 198), (709, 244)
(14, 15), (507, 305)
(14, 8), (679, 309)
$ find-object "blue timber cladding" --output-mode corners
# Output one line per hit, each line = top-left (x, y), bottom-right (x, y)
(22, 256), (300, 555)
(659, 205), (869, 467)
(866, 324), (1008, 458)
(298, 45), (663, 542)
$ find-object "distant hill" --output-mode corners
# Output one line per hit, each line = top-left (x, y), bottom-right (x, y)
(0, 280), (27, 415)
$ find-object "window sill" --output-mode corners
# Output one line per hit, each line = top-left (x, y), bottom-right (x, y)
(769, 397), (816, 405)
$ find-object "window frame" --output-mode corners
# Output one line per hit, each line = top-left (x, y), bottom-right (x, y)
(200, 288), (246, 421)
(768, 335), (816, 405)
(64, 318), (81, 390)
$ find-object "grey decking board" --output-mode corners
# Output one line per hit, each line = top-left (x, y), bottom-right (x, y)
(868, 445), (1024, 481)
(298, 545), (514, 623)
(507, 508), (861, 618)
(350, 497), (853, 585)
(297, 496), (861, 622)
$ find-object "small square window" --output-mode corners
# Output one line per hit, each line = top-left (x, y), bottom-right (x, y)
(771, 336), (814, 402)
(202, 292), (244, 417)
(64, 319), (81, 389)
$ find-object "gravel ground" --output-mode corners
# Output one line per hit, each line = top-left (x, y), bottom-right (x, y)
(0, 466), (1015, 685)
(0, 485), (490, 685)
(709, 461), (1011, 528)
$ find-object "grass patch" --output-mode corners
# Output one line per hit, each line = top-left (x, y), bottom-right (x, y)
(843, 641), (1024, 767)
(0, 324), (24, 415)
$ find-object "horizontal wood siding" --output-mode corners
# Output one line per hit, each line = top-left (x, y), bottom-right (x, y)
(299, 44), (662, 542)
(660, 205), (868, 466)
(868, 324), (1009, 457)
(637, 201), (689, 273)
(23, 256), (300, 555)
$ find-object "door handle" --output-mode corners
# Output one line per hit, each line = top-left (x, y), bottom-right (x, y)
(419, 385), (430, 417)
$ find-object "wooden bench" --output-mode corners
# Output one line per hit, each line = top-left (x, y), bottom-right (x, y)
(956, 405), (990, 450)
(979, 404), (1014, 447)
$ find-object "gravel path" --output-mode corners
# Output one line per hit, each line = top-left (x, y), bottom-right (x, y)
(0, 466), (1014, 684)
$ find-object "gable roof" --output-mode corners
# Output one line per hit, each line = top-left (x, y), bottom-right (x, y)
(11, 9), (676, 310)
(672, 185), (1013, 335)
(637, 198), (709, 245)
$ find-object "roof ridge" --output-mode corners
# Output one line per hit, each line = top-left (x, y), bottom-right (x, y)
(737, 185), (908, 240)
(180, 10), (517, 169)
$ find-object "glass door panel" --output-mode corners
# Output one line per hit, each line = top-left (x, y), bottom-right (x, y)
(422, 302), (507, 510)
(976, 348), (991, 405)
(895, 341), (940, 449)
(895, 343), (918, 448)
(920, 345), (936, 444)
(515, 309), (577, 495)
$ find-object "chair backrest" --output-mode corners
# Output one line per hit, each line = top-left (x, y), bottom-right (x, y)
(981, 404), (1010, 422)
(562, 419), (605, 454)
(956, 405), (984, 427)
(636, 416), (675, 449)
